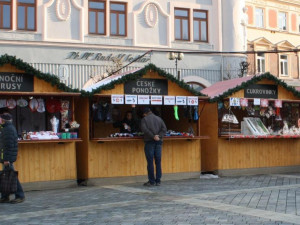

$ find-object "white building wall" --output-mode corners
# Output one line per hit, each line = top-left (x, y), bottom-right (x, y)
(0, 0), (246, 89)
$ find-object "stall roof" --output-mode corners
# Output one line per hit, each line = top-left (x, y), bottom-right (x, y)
(81, 63), (207, 97)
(0, 54), (80, 94)
(83, 68), (141, 92)
(202, 72), (300, 102)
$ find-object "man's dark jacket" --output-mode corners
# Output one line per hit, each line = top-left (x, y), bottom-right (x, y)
(0, 121), (18, 163)
(141, 112), (167, 141)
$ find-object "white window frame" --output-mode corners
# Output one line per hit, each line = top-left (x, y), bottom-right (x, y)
(280, 55), (288, 76)
(256, 53), (265, 73)
(278, 12), (287, 31)
(255, 8), (264, 28)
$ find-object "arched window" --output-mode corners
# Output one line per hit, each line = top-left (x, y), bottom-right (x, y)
(187, 82), (206, 92)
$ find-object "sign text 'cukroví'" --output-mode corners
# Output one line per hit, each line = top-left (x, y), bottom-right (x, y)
(0, 73), (33, 92)
(244, 84), (278, 99)
(124, 79), (168, 95)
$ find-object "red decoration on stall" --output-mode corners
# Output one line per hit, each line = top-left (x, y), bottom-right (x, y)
(46, 99), (61, 113)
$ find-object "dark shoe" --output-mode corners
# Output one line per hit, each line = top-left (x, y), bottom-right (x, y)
(0, 197), (10, 203)
(10, 198), (25, 204)
(143, 181), (155, 187)
(156, 182), (161, 186)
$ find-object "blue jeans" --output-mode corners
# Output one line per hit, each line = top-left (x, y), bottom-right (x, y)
(144, 140), (162, 184)
(1, 163), (25, 199)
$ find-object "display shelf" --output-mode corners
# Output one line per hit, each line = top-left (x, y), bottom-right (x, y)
(91, 136), (209, 142)
(220, 135), (300, 139)
(18, 138), (82, 144)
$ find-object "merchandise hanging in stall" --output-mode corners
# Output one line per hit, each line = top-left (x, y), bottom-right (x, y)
(0, 54), (82, 189)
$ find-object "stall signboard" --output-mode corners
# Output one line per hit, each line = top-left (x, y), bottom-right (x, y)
(176, 96), (187, 105)
(111, 95), (124, 104)
(124, 79), (168, 95)
(151, 96), (162, 105)
(138, 95), (150, 105)
(164, 96), (175, 105)
(187, 96), (198, 106)
(125, 95), (137, 104)
(0, 73), (33, 92)
(244, 84), (278, 99)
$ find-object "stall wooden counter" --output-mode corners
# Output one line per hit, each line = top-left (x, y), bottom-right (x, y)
(201, 73), (300, 176)
(0, 55), (81, 189)
(77, 64), (208, 184)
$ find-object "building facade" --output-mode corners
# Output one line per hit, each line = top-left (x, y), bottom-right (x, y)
(246, 0), (300, 86)
(0, 0), (247, 89)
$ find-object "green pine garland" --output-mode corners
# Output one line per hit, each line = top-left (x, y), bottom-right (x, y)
(81, 63), (206, 97)
(0, 54), (80, 93)
(209, 72), (300, 102)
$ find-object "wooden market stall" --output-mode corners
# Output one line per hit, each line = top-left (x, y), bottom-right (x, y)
(77, 64), (208, 184)
(0, 55), (82, 189)
(201, 73), (300, 176)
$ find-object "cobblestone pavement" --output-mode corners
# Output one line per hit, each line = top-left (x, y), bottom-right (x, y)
(2, 173), (300, 224)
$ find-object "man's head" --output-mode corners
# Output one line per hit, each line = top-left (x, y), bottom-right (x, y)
(0, 113), (12, 124)
(143, 107), (151, 116)
(125, 111), (133, 120)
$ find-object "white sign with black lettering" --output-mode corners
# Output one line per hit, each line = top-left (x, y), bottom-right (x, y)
(164, 96), (175, 105)
(125, 95), (137, 104)
(151, 96), (162, 105)
(187, 97), (198, 106)
(138, 95), (150, 105)
(111, 95), (124, 104)
(176, 96), (187, 105)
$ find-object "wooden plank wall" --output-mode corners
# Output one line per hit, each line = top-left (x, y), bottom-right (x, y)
(74, 97), (89, 179)
(16, 143), (77, 182)
(218, 139), (300, 169)
(200, 103), (219, 172)
(88, 140), (201, 178)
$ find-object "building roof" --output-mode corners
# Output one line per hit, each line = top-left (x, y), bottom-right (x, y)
(202, 76), (252, 98)
(202, 73), (300, 102)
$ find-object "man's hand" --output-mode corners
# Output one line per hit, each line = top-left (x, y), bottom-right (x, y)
(154, 135), (160, 141)
(3, 161), (9, 166)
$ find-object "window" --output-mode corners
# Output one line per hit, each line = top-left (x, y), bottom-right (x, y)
(193, 10), (208, 42)
(17, 0), (36, 30)
(110, 2), (126, 36)
(257, 53), (265, 73)
(0, 0), (11, 29)
(278, 12), (287, 31)
(255, 8), (264, 28)
(89, 0), (106, 35)
(188, 82), (205, 92)
(175, 8), (189, 41)
(280, 55), (288, 76)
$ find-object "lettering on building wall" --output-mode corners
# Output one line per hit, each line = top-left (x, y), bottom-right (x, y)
(66, 52), (150, 63)
(0, 73), (33, 92)
(124, 79), (168, 95)
(244, 84), (278, 99)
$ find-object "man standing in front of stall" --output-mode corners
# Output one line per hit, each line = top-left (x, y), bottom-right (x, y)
(141, 107), (167, 186)
(0, 113), (25, 203)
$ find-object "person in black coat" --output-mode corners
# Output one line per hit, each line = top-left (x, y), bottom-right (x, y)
(113, 106), (139, 133)
(0, 113), (25, 204)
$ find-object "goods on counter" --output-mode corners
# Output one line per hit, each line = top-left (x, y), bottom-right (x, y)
(244, 117), (269, 135)
(23, 131), (59, 140)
